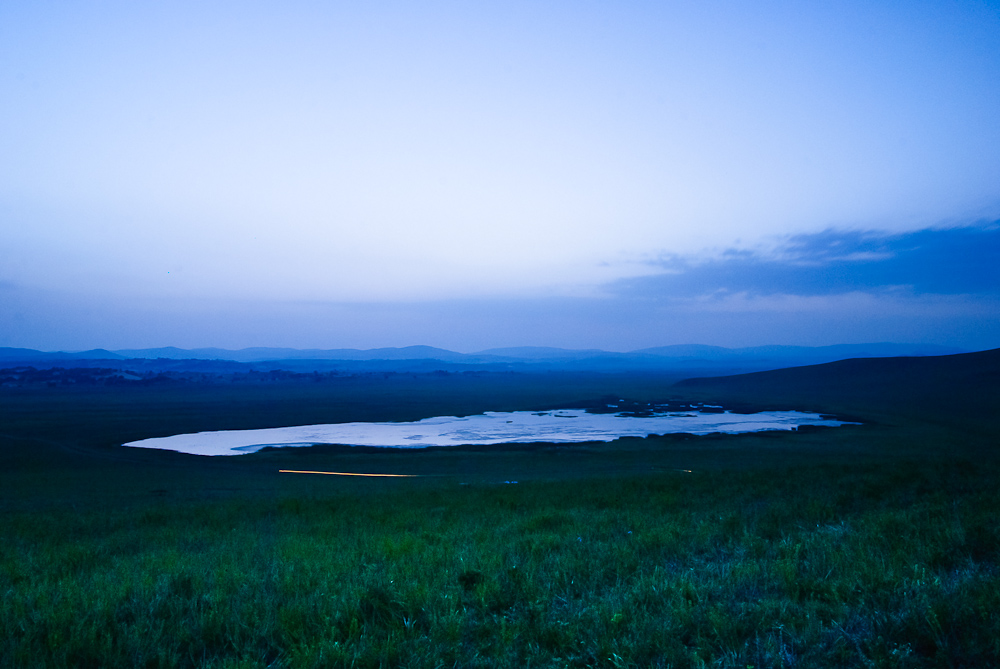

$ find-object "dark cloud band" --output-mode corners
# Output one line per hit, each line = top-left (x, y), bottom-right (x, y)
(614, 223), (1000, 299)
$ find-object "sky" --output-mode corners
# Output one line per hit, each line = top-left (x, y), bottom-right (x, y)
(2, 0), (999, 352)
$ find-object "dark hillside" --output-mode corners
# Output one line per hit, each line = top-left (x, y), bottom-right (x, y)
(675, 348), (1000, 434)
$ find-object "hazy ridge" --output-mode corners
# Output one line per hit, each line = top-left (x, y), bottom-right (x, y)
(0, 342), (967, 376)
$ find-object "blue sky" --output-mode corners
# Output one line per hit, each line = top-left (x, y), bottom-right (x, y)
(2, 1), (999, 351)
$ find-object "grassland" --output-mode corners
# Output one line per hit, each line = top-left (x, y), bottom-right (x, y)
(2, 354), (999, 667)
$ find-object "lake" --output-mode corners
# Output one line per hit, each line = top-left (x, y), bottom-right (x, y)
(122, 408), (857, 456)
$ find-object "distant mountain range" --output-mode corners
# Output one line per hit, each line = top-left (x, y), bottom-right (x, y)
(0, 343), (971, 376)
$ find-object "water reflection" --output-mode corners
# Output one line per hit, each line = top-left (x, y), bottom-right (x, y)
(123, 408), (857, 457)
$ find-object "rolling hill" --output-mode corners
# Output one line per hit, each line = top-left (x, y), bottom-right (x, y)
(675, 347), (1000, 433)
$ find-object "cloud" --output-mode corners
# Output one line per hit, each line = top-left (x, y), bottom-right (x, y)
(4, 266), (999, 352)
(613, 223), (1000, 299)
(4, 223), (998, 352)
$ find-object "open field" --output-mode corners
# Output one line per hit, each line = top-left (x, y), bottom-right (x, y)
(2, 352), (999, 667)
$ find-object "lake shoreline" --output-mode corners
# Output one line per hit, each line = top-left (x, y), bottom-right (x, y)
(123, 407), (859, 456)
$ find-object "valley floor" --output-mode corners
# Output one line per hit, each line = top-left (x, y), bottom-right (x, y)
(2, 367), (998, 667)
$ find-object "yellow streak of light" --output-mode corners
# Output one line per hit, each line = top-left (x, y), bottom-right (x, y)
(279, 469), (420, 477)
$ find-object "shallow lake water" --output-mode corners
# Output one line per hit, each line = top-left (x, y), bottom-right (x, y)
(122, 409), (856, 456)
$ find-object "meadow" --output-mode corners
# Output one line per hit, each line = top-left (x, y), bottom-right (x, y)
(2, 354), (998, 667)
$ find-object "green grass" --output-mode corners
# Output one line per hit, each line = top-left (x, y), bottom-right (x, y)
(1, 366), (999, 667)
(3, 463), (999, 667)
